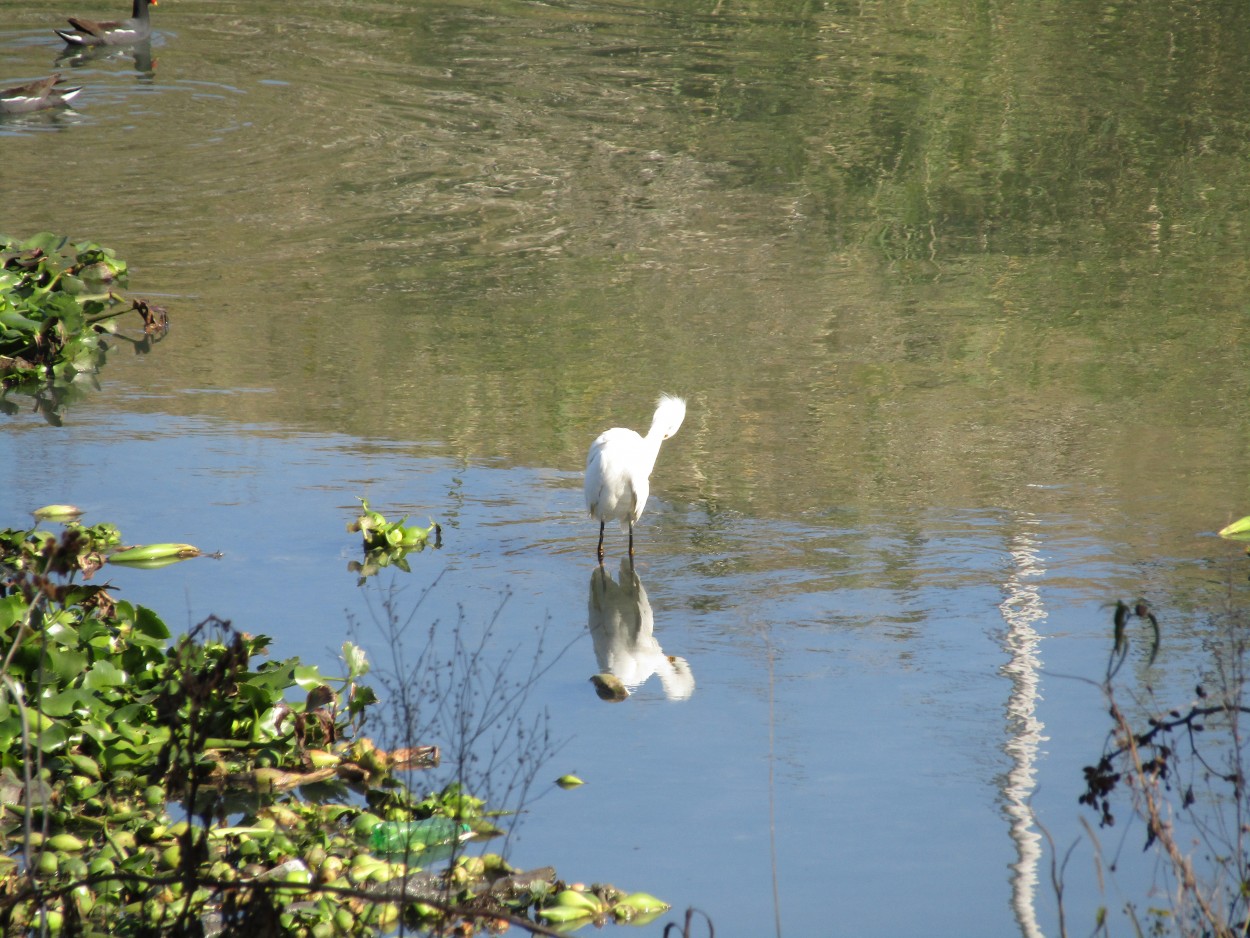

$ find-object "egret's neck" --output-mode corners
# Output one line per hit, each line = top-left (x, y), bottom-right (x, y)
(639, 427), (666, 473)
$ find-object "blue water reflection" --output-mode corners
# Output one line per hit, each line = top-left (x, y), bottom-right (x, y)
(0, 403), (1227, 936)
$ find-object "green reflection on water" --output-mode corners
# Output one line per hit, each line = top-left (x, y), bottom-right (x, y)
(2, 0), (1249, 532)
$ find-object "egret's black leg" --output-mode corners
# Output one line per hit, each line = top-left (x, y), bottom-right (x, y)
(597, 521), (606, 565)
(628, 521), (635, 564)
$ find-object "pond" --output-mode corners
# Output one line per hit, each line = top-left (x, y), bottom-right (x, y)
(5, 0), (1250, 934)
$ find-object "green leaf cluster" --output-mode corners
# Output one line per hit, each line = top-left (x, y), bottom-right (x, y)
(0, 516), (667, 935)
(0, 233), (167, 421)
(0, 521), (419, 934)
(536, 885), (670, 925)
(347, 498), (441, 581)
(0, 233), (126, 385)
(0, 516), (121, 579)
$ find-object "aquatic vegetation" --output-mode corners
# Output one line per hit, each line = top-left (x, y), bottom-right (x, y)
(347, 497), (441, 582)
(590, 671), (629, 702)
(0, 511), (202, 579)
(0, 513), (668, 935)
(1072, 565), (1250, 937)
(0, 232), (167, 420)
(536, 885), (670, 926)
(1218, 514), (1250, 539)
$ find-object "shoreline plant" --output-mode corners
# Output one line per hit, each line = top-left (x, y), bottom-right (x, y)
(0, 232), (167, 422)
(1063, 551), (1250, 937)
(0, 513), (672, 935)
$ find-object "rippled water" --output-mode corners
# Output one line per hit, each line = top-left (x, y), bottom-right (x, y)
(6, 0), (1250, 934)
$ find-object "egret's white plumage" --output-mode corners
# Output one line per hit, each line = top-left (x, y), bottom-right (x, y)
(584, 394), (686, 563)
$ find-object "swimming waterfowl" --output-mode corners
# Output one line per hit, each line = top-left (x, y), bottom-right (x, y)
(55, 0), (156, 47)
(0, 75), (83, 113)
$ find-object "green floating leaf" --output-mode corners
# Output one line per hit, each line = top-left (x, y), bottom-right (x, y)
(553, 888), (607, 915)
(65, 752), (101, 780)
(100, 741), (146, 770)
(21, 231), (69, 254)
(45, 644), (89, 684)
(292, 664), (330, 692)
(589, 673), (628, 702)
(1218, 515), (1250, 539)
(18, 717), (70, 754)
(556, 774), (584, 789)
(0, 308), (41, 333)
(40, 687), (94, 717)
(107, 543), (201, 565)
(348, 498), (441, 580)
(537, 905), (595, 923)
(614, 892), (669, 914)
(0, 594), (28, 631)
(32, 504), (83, 522)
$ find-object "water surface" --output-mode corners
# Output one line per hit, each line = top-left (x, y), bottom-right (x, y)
(5, 0), (1250, 933)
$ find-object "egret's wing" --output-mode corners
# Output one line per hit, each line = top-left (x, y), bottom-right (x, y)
(584, 431), (611, 516)
(584, 428), (643, 526)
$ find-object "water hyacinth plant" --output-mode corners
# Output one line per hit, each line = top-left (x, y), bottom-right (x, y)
(347, 497), (441, 582)
(0, 513), (671, 935)
(0, 232), (167, 420)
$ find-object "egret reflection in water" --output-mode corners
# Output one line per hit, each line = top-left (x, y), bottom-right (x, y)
(587, 560), (694, 702)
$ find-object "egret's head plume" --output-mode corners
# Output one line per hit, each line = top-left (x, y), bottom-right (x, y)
(651, 394), (686, 440)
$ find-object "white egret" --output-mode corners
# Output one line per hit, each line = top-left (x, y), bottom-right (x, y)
(584, 394), (686, 564)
